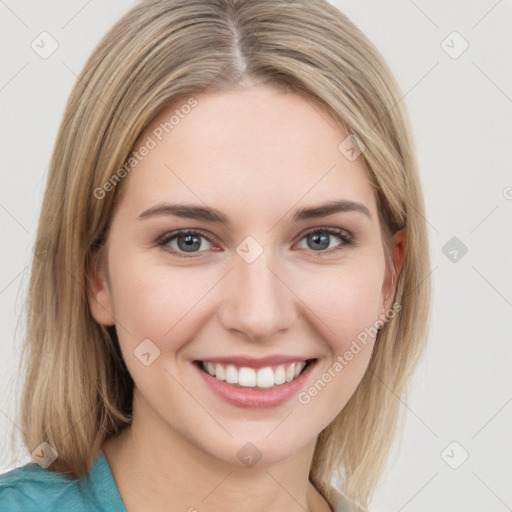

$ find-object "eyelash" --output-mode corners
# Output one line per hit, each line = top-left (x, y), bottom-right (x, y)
(157, 227), (354, 259)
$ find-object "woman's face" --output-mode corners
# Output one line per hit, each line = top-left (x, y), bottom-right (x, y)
(89, 84), (402, 467)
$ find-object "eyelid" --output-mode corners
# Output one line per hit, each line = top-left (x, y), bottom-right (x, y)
(295, 225), (352, 242)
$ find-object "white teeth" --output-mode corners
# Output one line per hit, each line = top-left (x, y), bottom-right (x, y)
(215, 363), (225, 381)
(225, 365), (238, 384)
(239, 367), (256, 387)
(200, 360), (309, 388)
(285, 363), (295, 382)
(274, 365), (286, 385)
(256, 367), (274, 388)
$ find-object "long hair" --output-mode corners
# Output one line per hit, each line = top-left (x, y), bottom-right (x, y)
(12, 1), (431, 509)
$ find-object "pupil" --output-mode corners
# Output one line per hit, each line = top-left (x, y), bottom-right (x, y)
(310, 233), (329, 250)
(179, 234), (201, 252)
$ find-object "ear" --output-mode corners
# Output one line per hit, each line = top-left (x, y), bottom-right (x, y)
(87, 249), (116, 326)
(382, 228), (406, 311)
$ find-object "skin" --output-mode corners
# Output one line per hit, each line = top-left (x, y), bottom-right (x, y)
(89, 84), (404, 512)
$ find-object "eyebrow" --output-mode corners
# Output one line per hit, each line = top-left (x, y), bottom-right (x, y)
(137, 199), (372, 224)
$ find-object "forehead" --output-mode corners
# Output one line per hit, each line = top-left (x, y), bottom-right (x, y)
(117, 85), (377, 225)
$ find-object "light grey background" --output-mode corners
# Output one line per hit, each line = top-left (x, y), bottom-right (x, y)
(1, 1), (511, 511)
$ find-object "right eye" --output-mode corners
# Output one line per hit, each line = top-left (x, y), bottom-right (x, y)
(158, 230), (215, 258)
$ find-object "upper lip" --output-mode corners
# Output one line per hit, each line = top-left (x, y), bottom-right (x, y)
(194, 355), (316, 369)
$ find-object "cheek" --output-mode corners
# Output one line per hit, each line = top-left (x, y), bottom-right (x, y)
(108, 255), (216, 350)
(295, 259), (384, 347)
(110, 248), (385, 352)
(106, 243), (386, 446)
(292, 263), (384, 425)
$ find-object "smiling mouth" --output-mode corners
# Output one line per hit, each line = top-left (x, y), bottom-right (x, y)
(194, 359), (317, 389)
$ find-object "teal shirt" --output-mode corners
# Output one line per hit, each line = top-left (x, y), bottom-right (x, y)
(0, 451), (126, 512)
(0, 451), (358, 512)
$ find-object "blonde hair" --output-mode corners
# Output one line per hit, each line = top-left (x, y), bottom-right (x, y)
(12, 0), (431, 509)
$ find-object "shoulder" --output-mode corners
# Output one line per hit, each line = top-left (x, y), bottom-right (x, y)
(0, 462), (102, 512)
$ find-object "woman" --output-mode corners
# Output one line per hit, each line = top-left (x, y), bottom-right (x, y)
(0, 0), (431, 511)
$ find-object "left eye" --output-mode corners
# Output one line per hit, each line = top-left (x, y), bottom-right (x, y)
(158, 228), (352, 258)
(296, 228), (352, 254)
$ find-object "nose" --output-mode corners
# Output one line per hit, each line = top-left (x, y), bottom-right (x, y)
(218, 247), (297, 342)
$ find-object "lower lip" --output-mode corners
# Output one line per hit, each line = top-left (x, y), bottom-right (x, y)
(193, 360), (317, 409)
